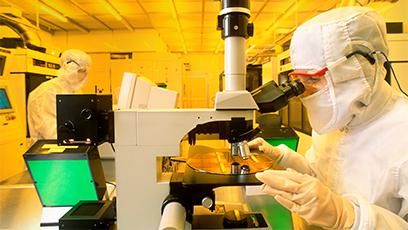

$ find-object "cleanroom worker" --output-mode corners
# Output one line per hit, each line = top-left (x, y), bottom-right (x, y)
(249, 6), (408, 229)
(28, 49), (92, 140)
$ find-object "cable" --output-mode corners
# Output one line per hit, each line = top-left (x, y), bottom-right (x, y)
(371, 51), (408, 97)
(110, 143), (115, 152)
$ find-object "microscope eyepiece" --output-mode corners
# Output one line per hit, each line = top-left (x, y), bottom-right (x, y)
(281, 79), (305, 98)
(251, 79), (305, 113)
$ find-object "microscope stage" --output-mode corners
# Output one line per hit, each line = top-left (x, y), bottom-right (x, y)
(187, 146), (276, 175)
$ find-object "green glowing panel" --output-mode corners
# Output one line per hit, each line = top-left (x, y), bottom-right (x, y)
(247, 195), (293, 230)
(266, 138), (298, 151)
(258, 127), (299, 151)
(27, 159), (98, 206)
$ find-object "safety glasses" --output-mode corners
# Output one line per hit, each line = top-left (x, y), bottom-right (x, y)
(289, 67), (329, 78)
(288, 67), (328, 97)
(288, 50), (375, 97)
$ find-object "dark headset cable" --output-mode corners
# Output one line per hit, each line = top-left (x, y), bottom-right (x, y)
(371, 51), (408, 97)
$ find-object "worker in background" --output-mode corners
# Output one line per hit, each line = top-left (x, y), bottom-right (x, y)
(28, 49), (92, 140)
(250, 6), (408, 229)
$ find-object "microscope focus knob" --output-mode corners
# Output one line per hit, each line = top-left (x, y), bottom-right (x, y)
(62, 120), (75, 131)
(80, 108), (93, 120)
(201, 196), (214, 209)
(247, 23), (254, 37)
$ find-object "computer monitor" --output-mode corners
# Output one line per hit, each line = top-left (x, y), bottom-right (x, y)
(117, 72), (136, 109)
(147, 86), (177, 109)
(117, 72), (177, 109)
(0, 87), (13, 113)
(117, 72), (153, 109)
(131, 76), (155, 109)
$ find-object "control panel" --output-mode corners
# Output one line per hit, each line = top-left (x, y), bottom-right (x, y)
(0, 81), (27, 181)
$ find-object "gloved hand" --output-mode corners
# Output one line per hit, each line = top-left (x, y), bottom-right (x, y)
(255, 169), (355, 230)
(248, 137), (283, 161)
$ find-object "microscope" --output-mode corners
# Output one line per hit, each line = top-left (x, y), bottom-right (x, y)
(113, 0), (304, 229)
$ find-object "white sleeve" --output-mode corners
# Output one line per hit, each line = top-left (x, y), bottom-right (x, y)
(275, 144), (315, 175)
(346, 160), (408, 230)
(346, 194), (408, 230)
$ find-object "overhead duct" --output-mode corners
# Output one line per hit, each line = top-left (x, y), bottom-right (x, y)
(0, 8), (44, 52)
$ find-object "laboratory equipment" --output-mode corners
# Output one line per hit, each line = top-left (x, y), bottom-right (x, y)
(1, 9), (60, 136)
(59, 199), (116, 229)
(252, 79), (304, 113)
(0, 77), (27, 181)
(112, 0), (304, 229)
(23, 140), (107, 226)
(117, 72), (178, 110)
(23, 140), (106, 206)
(23, 93), (113, 227)
(56, 94), (113, 146)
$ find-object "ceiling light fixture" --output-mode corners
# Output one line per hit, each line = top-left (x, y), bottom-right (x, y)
(100, 0), (133, 31)
(169, 0), (187, 54)
(100, 0), (122, 21)
(258, 0), (307, 46)
(68, 18), (90, 33)
(38, 1), (68, 23)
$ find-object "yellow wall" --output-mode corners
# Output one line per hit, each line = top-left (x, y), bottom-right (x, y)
(377, 0), (408, 32)
(81, 52), (183, 107)
(180, 53), (224, 108)
(377, 1), (408, 94)
(261, 56), (279, 84)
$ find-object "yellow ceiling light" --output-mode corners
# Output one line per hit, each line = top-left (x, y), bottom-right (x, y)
(169, 0), (187, 54)
(265, 0), (306, 35)
(38, 1), (68, 23)
(100, 0), (122, 21)
(100, 0), (133, 31)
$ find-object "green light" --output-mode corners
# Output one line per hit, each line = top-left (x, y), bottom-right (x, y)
(266, 138), (298, 151)
(27, 159), (98, 206)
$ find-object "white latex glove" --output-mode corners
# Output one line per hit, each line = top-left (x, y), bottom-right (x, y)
(248, 137), (283, 161)
(255, 169), (355, 229)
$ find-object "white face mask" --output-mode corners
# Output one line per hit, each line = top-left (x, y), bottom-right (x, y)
(301, 86), (336, 134)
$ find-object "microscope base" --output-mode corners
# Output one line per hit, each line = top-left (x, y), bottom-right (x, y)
(192, 212), (269, 229)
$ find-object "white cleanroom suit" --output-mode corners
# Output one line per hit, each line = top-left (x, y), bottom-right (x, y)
(28, 49), (92, 140)
(251, 6), (408, 229)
